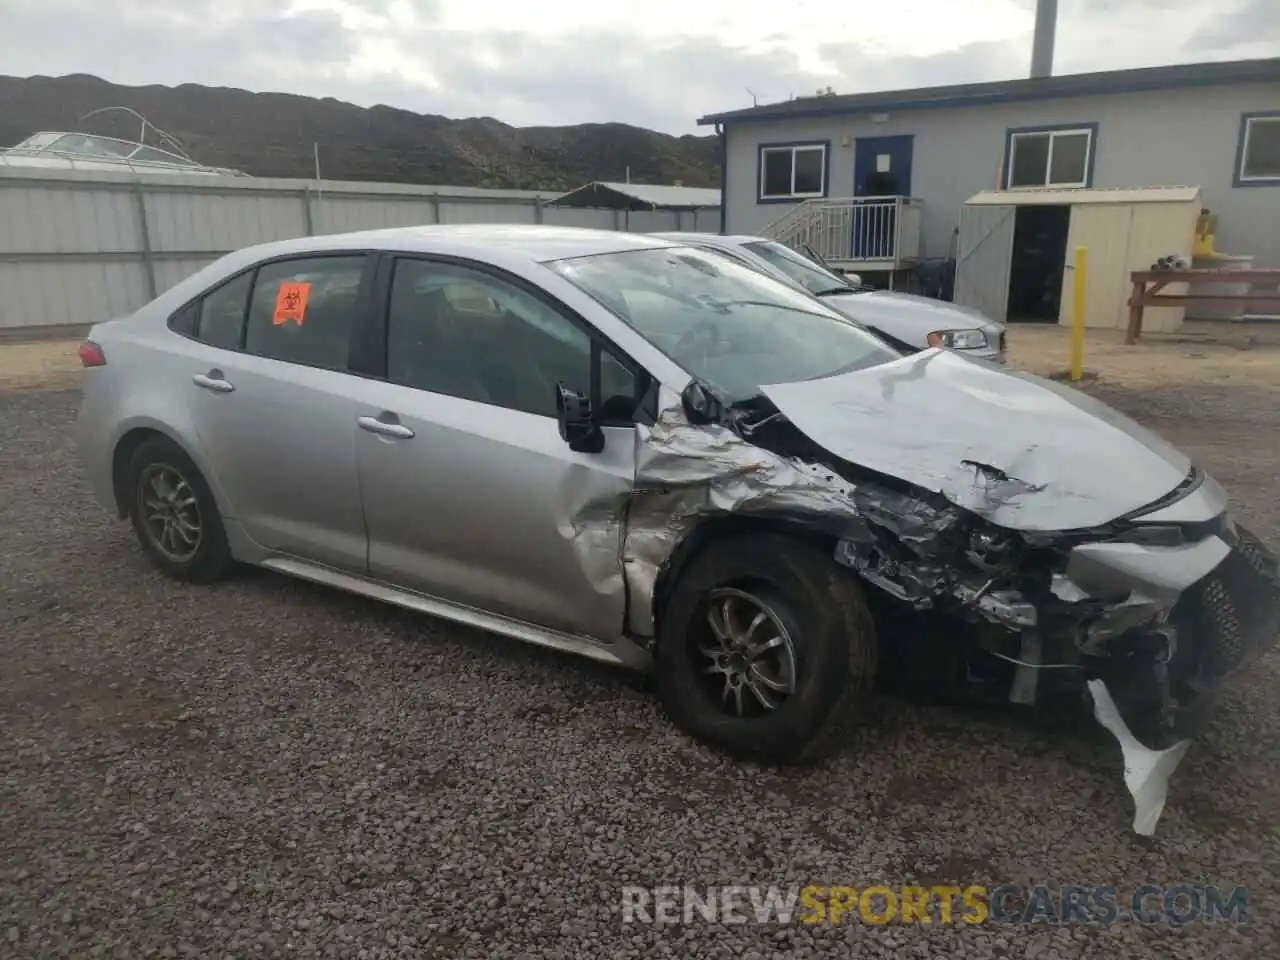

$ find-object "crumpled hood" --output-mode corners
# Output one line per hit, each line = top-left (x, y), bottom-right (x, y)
(759, 349), (1192, 532)
(821, 291), (1003, 348)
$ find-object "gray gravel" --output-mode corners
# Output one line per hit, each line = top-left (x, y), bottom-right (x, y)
(2, 372), (1279, 959)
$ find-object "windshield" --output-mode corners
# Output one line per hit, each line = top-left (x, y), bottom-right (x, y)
(48, 134), (134, 159)
(742, 240), (854, 296)
(130, 145), (196, 166)
(549, 246), (899, 401)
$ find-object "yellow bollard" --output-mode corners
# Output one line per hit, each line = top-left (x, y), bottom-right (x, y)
(1070, 245), (1088, 381)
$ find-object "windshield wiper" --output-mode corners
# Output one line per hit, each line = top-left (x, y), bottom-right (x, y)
(703, 298), (835, 318)
(814, 286), (857, 297)
(802, 357), (882, 381)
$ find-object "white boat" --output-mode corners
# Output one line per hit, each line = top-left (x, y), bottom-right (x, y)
(0, 130), (247, 177)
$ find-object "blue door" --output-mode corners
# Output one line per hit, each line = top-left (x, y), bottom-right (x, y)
(853, 135), (914, 259)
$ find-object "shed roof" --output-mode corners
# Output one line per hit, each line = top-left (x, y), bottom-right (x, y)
(698, 57), (1280, 126)
(965, 185), (1202, 206)
(553, 180), (720, 210)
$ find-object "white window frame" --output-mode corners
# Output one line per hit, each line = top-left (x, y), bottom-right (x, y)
(1006, 128), (1093, 190)
(759, 143), (827, 200)
(1239, 114), (1280, 184)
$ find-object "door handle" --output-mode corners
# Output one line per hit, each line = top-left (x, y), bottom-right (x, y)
(192, 371), (235, 393)
(357, 415), (415, 439)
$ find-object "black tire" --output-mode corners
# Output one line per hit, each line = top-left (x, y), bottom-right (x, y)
(125, 436), (234, 583)
(656, 533), (878, 764)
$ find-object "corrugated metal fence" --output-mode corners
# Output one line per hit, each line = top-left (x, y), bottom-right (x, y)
(0, 168), (719, 332)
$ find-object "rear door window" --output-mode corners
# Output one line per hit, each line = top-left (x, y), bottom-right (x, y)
(243, 256), (367, 370)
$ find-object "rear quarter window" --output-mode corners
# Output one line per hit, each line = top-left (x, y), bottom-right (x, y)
(166, 271), (252, 350)
(168, 300), (198, 337)
(198, 273), (254, 350)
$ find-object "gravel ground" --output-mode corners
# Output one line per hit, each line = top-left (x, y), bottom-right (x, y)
(3, 330), (1280, 958)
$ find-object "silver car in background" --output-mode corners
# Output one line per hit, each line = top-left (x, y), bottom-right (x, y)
(76, 225), (1278, 833)
(650, 232), (1007, 363)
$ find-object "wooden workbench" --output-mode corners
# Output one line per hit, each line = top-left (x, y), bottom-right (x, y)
(1127, 269), (1280, 343)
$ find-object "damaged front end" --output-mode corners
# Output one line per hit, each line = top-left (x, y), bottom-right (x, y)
(828, 466), (1280, 760)
(824, 458), (1280, 837)
(622, 374), (1280, 835)
(829, 467), (1280, 743)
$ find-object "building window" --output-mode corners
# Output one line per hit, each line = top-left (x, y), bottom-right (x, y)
(1006, 127), (1094, 189)
(759, 143), (827, 200)
(1238, 113), (1280, 184)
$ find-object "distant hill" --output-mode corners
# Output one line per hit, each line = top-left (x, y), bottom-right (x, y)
(0, 74), (720, 191)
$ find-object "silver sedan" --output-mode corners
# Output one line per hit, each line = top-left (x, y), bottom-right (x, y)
(650, 232), (1007, 363)
(76, 225), (1277, 833)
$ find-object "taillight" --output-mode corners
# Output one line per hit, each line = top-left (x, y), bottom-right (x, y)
(78, 340), (107, 367)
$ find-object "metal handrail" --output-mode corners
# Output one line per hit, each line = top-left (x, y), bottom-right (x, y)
(763, 195), (923, 267)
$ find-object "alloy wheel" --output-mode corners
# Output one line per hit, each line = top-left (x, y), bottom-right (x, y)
(695, 587), (798, 717)
(138, 464), (203, 563)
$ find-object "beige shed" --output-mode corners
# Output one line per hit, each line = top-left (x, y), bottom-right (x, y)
(954, 186), (1202, 333)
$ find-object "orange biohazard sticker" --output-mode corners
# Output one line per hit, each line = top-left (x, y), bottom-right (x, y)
(272, 281), (311, 326)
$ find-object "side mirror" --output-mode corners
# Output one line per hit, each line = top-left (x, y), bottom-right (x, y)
(555, 383), (605, 453)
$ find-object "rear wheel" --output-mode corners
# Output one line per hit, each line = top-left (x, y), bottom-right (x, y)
(126, 436), (234, 583)
(656, 533), (877, 764)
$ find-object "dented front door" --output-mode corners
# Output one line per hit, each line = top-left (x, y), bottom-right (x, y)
(351, 254), (639, 640)
(354, 382), (636, 639)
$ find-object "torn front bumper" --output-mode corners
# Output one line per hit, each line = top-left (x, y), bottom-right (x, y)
(831, 498), (1278, 836)
(1083, 529), (1279, 836)
(1088, 679), (1191, 836)
(1010, 525), (1278, 731)
(832, 504), (1279, 744)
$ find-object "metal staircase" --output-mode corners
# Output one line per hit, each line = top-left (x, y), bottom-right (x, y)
(762, 195), (925, 274)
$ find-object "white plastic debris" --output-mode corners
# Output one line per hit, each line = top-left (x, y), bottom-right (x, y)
(1086, 679), (1191, 836)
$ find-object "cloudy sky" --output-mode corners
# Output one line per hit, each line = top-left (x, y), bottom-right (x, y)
(3, 0), (1277, 134)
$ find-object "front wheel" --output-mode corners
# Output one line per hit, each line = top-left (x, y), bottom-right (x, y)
(656, 533), (878, 764)
(126, 436), (234, 583)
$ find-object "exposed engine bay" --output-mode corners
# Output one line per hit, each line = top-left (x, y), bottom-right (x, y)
(618, 374), (1280, 835)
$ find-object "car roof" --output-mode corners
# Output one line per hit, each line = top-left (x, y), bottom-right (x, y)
(230, 224), (681, 265)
